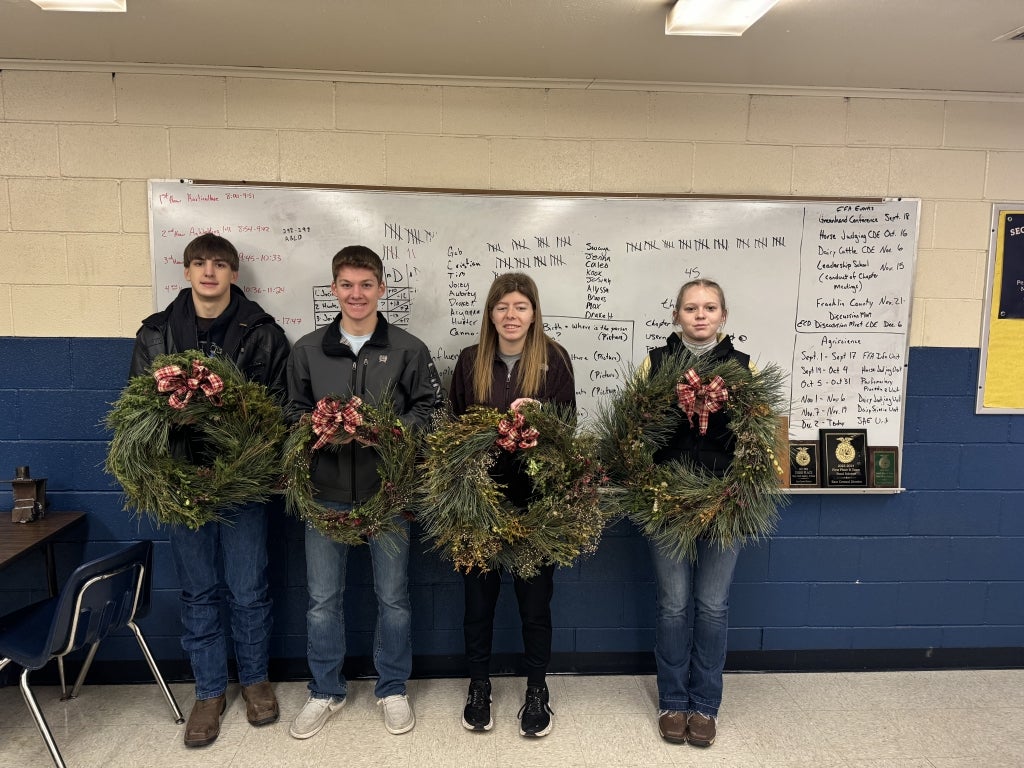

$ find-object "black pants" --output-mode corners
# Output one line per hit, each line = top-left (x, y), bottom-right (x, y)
(462, 563), (555, 687)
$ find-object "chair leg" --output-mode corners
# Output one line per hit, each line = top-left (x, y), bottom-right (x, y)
(128, 621), (185, 724)
(19, 667), (68, 768)
(57, 656), (67, 699)
(67, 641), (100, 700)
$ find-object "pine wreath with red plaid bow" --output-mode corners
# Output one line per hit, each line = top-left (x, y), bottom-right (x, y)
(105, 351), (286, 529)
(418, 403), (615, 579)
(280, 393), (419, 546)
(595, 346), (789, 562)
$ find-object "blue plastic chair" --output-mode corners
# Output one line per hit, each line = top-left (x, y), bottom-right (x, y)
(0, 540), (184, 768)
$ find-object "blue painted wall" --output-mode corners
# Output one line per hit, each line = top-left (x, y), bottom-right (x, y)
(1, 337), (1021, 676)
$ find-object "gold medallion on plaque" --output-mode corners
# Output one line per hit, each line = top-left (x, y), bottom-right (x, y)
(794, 447), (811, 467)
(834, 436), (856, 464)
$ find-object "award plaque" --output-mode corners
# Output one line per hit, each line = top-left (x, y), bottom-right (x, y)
(868, 446), (899, 488)
(788, 441), (820, 488)
(819, 429), (868, 488)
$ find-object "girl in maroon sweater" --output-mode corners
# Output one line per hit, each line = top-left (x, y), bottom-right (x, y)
(449, 272), (575, 738)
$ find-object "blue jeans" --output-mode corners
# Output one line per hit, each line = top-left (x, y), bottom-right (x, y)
(649, 537), (739, 718)
(304, 503), (411, 700)
(168, 503), (272, 700)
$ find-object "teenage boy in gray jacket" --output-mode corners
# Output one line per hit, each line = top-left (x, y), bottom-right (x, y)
(287, 245), (443, 740)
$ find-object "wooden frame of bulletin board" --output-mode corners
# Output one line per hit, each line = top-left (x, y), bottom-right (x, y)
(978, 203), (1024, 412)
(149, 181), (920, 492)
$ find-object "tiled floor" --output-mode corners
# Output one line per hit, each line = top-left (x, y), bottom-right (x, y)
(1, 669), (1023, 767)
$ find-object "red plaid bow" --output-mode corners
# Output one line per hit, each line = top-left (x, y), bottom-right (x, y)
(311, 396), (364, 450)
(495, 411), (541, 452)
(675, 369), (729, 435)
(154, 360), (224, 410)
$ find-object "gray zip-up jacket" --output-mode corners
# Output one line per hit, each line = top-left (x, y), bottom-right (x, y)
(287, 311), (444, 504)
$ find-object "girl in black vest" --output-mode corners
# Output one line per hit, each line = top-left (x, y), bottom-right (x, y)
(647, 279), (751, 749)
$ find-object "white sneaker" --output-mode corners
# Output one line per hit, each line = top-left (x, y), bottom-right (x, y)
(289, 695), (345, 739)
(377, 693), (415, 735)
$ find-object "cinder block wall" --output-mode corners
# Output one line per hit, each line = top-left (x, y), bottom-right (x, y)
(2, 68), (1023, 676)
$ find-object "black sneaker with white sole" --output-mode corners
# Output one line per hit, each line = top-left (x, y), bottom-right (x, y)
(462, 679), (493, 731)
(517, 685), (553, 737)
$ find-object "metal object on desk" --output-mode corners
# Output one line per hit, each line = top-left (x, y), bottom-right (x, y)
(7, 466), (47, 523)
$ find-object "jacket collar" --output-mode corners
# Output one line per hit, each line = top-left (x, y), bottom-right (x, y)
(665, 331), (735, 361)
(322, 311), (390, 357)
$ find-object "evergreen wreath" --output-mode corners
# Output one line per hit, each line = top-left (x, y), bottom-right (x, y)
(595, 346), (788, 561)
(281, 394), (418, 546)
(105, 351), (287, 530)
(419, 403), (613, 579)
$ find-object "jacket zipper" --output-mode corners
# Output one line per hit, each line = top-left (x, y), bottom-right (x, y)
(350, 356), (359, 498)
(503, 360), (514, 409)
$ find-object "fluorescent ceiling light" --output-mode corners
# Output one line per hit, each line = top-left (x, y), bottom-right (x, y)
(31, 0), (126, 11)
(666, 0), (779, 36)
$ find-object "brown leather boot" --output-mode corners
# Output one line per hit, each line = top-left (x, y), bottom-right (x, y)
(686, 712), (716, 747)
(241, 680), (280, 726)
(658, 710), (687, 743)
(184, 695), (226, 747)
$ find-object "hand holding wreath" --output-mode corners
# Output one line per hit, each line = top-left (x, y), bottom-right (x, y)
(105, 351), (287, 530)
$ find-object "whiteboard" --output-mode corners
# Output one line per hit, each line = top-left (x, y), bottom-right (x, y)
(148, 182), (918, 447)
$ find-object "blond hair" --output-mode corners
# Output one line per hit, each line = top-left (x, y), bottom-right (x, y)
(673, 278), (728, 318)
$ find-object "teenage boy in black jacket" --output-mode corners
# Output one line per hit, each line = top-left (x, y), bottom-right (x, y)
(129, 233), (289, 748)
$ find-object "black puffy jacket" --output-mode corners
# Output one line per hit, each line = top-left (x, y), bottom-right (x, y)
(127, 286), (290, 465)
(128, 285), (290, 401)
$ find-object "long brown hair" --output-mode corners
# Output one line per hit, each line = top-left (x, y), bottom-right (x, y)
(471, 272), (553, 403)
